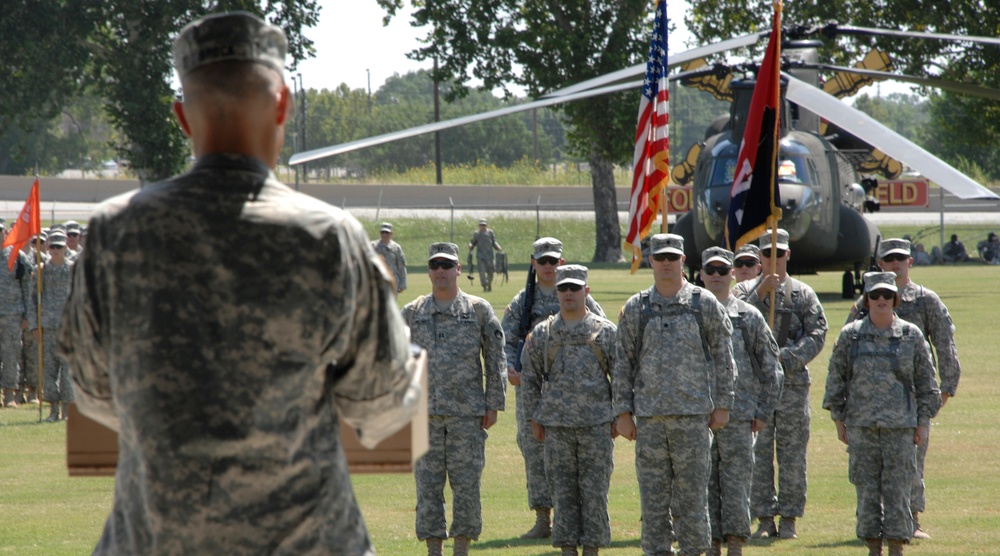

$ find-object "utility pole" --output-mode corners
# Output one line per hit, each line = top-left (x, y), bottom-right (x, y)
(433, 58), (442, 185)
(366, 68), (372, 113)
(297, 73), (307, 183)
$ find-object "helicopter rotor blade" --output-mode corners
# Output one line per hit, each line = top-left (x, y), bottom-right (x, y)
(801, 62), (1000, 102)
(783, 72), (999, 200)
(819, 23), (1000, 47)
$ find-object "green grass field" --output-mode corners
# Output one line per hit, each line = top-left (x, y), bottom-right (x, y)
(2, 216), (999, 555)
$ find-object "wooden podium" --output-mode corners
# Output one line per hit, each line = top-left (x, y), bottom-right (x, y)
(67, 362), (428, 476)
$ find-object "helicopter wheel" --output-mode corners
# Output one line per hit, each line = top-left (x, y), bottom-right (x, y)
(841, 270), (855, 299)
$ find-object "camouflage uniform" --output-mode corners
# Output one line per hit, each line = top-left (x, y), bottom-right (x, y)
(469, 225), (500, 289)
(734, 273), (827, 522)
(403, 289), (506, 542)
(521, 301), (617, 550)
(709, 295), (783, 542)
(20, 248), (44, 391)
(615, 281), (736, 556)
(0, 247), (30, 392)
(28, 258), (75, 403)
(371, 225), (407, 292)
(824, 314), (941, 541)
(502, 283), (604, 513)
(59, 148), (422, 552)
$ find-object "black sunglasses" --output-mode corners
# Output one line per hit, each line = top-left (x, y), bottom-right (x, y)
(733, 258), (758, 268)
(867, 290), (895, 301)
(49, 245), (65, 250)
(67, 232), (80, 237)
(761, 248), (787, 258)
(535, 256), (560, 266)
(881, 253), (910, 263)
(428, 260), (456, 270)
(702, 265), (731, 276)
(651, 252), (682, 262)
(556, 283), (583, 292)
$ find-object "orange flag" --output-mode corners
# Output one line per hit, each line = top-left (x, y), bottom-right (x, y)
(3, 179), (41, 271)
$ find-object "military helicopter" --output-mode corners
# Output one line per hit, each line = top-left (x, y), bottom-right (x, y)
(290, 22), (1000, 297)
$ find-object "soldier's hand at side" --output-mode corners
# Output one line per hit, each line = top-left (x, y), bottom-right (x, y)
(507, 366), (521, 386)
(709, 408), (729, 430)
(751, 418), (766, 433)
(835, 420), (848, 445)
(914, 425), (929, 446)
(32, 328), (39, 342)
(482, 410), (498, 430)
(616, 413), (636, 441)
(531, 421), (545, 442)
(20, 318), (27, 330)
(610, 420), (620, 439)
(941, 392), (951, 407)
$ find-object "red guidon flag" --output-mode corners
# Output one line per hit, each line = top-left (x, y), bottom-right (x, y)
(624, 0), (669, 273)
(3, 179), (41, 271)
(725, 0), (784, 250)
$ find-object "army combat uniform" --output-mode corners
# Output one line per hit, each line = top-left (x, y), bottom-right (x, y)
(469, 225), (501, 290)
(371, 230), (407, 292)
(403, 289), (506, 544)
(521, 304), (617, 551)
(0, 246), (30, 406)
(615, 281), (736, 556)
(28, 256), (75, 406)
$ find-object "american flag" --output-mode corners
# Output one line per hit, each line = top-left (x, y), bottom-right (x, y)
(625, 0), (669, 273)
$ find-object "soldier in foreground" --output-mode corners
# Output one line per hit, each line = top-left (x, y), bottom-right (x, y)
(699, 247), (782, 556)
(734, 229), (827, 540)
(468, 219), (503, 292)
(825, 271), (941, 556)
(403, 242), (506, 556)
(845, 238), (961, 539)
(615, 233), (736, 556)
(520, 265), (617, 556)
(502, 237), (605, 539)
(59, 12), (422, 555)
(371, 221), (407, 295)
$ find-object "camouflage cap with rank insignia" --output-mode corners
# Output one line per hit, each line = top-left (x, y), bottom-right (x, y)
(734, 243), (760, 261)
(649, 233), (684, 255)
(427, 242), (459, 262)
(555, 264), (588, 286)
(878, 238), (912, 258)
(47, 230), (67, 247)
(863, 271), (898, 293)
(173, 11), (287, 79)
(759, 228), (790, 250)
(532, 237), (563, 260)
(701, 246), (733, 266)
(380, 222), (393, 233)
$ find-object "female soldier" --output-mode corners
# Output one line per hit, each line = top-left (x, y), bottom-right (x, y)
(823, 272), (941, 556)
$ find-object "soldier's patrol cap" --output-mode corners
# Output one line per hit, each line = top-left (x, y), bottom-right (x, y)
(878, 238), (912, 258)
(555, 264), (588, 286)
(734, 244), (760, 261)
(47, 231), (67, 247)
(532, 237), (563, 260)
(380, 222), (393, 233)
(65, 220), (81, 233)
(649, 233), (684, 255)
(427, 242), (459, 262)
(863, 271), (898, 293)
(173, 12), (287, 80)
(701, 246), (733, 266)
(759, 228), (790, 250)
(478, 219), (488, 226)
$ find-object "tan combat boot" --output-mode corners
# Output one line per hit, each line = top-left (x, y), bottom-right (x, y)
(751, 517), (777, 539)
(778, 516), (797, 539)
(520, 507), (552, 539)
(426, 537), (444, 556)
(887, 539), (905, 556)
(865, 538), (883, 556)
(2, 389), (17, 408)
(911, 512), (930, 539)
(560, 547), (578, 556)
(709, 538), (722, 556)
(581, 547), (599, 556)
(452, 535), (471, 556)
(725, 535), (745, 556)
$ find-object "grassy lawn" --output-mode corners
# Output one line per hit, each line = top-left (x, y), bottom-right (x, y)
(2, 215), (999, 555)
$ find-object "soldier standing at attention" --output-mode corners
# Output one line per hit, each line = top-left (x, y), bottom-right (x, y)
(0, 243), (30, 408)
(824, 271), (941, 556)
(59, 12), (424, 555)
(734, 229), (827, 541)
(700, 247), (783, 556)
(520, 265), (617, 556)
(845, 238), (960, 540)
(614, 233), (736, 556)
(468, 219), (502, 292)
(30, 230), (75, 421)
(403, 242), (506, 556)
(502, 237), (605, 539)
(371, 222), (407, 295)
(732, 244), (761, 285)
(63, 220), (84, 260)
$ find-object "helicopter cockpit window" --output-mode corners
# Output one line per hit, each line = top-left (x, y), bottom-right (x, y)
(777, 156), (811, 185)
(708, 156), (738, 189)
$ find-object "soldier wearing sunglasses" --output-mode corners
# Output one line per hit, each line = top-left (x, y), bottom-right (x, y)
(825, 271), (941, 556)
(734, 229), (828, 541)
(845, 238), (960, 540)
(614, 233), (736, 556)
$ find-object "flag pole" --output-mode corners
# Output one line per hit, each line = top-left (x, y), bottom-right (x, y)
(768, 220), (778, 328)
(36, 243), (43, 422)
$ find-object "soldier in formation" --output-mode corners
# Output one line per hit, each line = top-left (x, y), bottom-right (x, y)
(614, 233), (736, 556)
(824, 271), (941, 556)
(520, 264), (617, 556)
(501, 237), (605, 539)
(0, 242), (30, 408)
(29, 230), (75, 421)
(731, 244), (761, 285)
(371, 221), (407, 295)
(734, 229), (828, 541)
(468, 219), (503, 292)
(845, 238), (961, 539)
(699, 246), (783, 556)
(404, 242), (506, 556)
